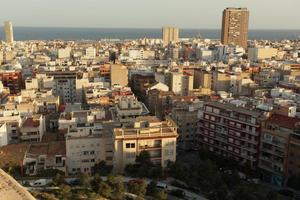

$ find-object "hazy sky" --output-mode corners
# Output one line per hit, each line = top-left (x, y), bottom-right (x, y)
(1, 0), (299, 29)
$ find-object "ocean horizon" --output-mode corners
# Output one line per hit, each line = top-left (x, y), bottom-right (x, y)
(0, 27), (300, 41)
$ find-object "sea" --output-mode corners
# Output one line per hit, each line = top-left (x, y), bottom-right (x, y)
(0, 27), (300, 41)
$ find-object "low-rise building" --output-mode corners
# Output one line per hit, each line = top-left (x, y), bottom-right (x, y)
(113, 116), (178, 173)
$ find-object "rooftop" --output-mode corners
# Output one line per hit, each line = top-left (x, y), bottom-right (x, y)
(266, 114), (300, 129)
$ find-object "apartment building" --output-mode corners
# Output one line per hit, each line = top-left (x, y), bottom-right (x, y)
(59, 109), (113, 174)
(162, 27), (179, 46)
(0, 65), (22, 94)
(44, 71), (77, 103)
(287, 129), (300, 180)
(113, 116), (178, 173)
(171, 101), (203, 150)
(66, 128), (113, 175)
(110, 64), (128, 87)
(221, 8), (249, 49)
(110, 96), (149, 125)
(259, 114), (300, 186)
(23, 141), (66, 176)
(147, 89), (175, 120)
(197, 101), (265, 167)
(19, 115), (45, 143)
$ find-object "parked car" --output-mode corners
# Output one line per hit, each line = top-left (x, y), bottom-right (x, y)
(29, 179), (48, 187)
(156, 182), (168, 190)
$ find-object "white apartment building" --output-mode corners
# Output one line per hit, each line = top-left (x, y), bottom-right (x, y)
(110, 97), (149, 124)
(66, 128), (113, 175)
(58, 48), (71, 59)
(0, 123), (8, 147)
(128, 49), (155, 60)
(85, 47), (96, 59)
(19, 115), (46, 143)
(113, 116), (178, 173)
(61, 109), (113, 174)
(170, 72), (193, 95)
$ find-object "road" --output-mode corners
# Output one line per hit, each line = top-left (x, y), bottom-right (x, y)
(20, 176), (208, 200)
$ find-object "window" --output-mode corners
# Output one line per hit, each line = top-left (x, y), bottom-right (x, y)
(164, 149), (174, 156)
(126, 152), (135, 159)
(126, 143), (135, 148)
(56, 156), (62, 164)
(206, 106), (212, 112)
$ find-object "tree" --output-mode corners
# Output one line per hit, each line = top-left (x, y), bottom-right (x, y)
(107, 175), (125, 200)
(136, 150), (151, 165)
(98, 182), (112, 198)
(93, 161), (113, 176)
(59, 184), (72, 200)
(232, 184), (265, 200)
(127, 180), (146, 197)
(52, 173), (66, 186)
(146, 181), (158, 197)
(91, 174), (102, 192)
(79, 173), (90, 188)
(287, 174), (300, 190)
(266, 190), (282, 200)
(156, 190), (168, 200)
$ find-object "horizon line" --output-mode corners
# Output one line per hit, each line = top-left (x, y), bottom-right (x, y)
(0, 26), (300, 31)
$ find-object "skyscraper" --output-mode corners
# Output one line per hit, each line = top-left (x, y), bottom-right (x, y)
(162, 26), (179, 46)
(4, 21), (14, 44)
(221, 8), (249, 49)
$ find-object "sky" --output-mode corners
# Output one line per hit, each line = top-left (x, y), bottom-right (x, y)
(1, 0), (299, 29)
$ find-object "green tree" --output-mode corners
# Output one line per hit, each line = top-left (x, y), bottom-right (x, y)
(93, 161), (113, 176)
(98, 181), (112, 198)
(79, 173), (90, 188)
(232, 184), (265, 200)
(146, 181), (158, 197)
(266, 190), (282, 200)
(136, 151), (151, 165)
(156, 190), (168, 200)
(127, 181), (146, 197)
(107, 175), (124, 200)
(287, 174), (300, 190)
(52, 173), (66, 186)
(91, 174), (102, 192)
(59, 184), (72, 200)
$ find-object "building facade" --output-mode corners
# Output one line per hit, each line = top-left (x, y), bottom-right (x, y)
(113, 116), (178, 173)
(221, 8), (249, 49)
(197, 101), (264, 167)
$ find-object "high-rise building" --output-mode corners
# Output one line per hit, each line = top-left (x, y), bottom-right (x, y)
(3, 21), (14, 44)
(221, 8), (249, 49)
(162, 27), (179, 46)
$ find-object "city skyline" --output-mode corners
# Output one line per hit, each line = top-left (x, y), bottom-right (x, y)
(1, 0), (300, 29)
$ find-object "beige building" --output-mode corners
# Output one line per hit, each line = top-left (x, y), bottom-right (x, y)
(162, 27), (179, 46)
(194, 69), (212, 90)
(19, 115), (45, 143)
(4, 21), (14, 44)
(113, 116), (178, 173)
(110, 64), (128, 87)
(248, 47), (278, 62)
(221, 8), (249, 49)
(66, 128), (113, 175)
